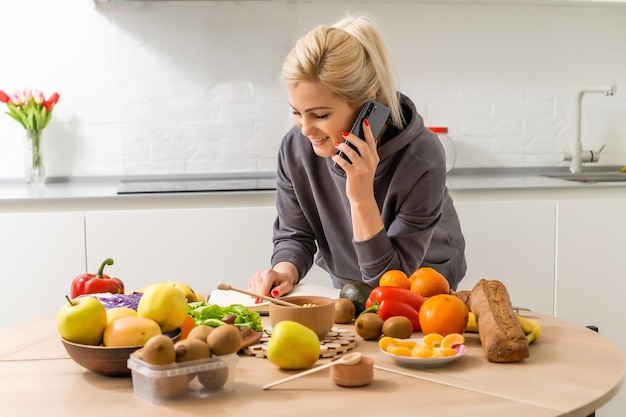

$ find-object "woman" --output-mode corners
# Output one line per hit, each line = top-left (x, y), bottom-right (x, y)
(248, 15), (466, 300)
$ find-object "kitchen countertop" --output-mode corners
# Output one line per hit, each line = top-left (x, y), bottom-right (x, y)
(0, 166), (624, 207)
(0, 312), (623, 417)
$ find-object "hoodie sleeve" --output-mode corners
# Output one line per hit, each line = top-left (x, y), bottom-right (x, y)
(270, 134), (317, 282)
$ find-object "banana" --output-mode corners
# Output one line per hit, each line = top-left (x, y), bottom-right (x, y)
(166, 281), (200, 303)
(466, 311), (479, 332)
(465, 312), (542, 343)
(518, 315), (542, 343)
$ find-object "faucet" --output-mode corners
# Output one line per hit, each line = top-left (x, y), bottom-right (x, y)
(566, 84), (617, 174)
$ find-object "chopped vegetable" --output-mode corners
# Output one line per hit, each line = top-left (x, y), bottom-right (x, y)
(188, 301), (263, 332)
(81, 292), (143, 311)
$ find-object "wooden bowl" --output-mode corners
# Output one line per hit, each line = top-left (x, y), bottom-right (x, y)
(61, 328), (181, 377)
(330, 355), (374, 387)
(269, 296), (335, 338)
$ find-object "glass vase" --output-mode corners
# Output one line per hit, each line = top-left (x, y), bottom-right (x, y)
(25, 129), (46, 186)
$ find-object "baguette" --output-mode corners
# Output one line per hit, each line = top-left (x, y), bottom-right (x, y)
(452, 290), (471, 309)
(469, 279), (529, 363)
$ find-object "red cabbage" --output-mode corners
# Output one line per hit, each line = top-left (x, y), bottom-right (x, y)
(80, 292), (143, 310)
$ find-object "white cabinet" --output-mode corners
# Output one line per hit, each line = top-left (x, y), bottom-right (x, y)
(0, 212), (86, 328)
(554, 198), (626, 417)
(454, 200), (556, 315)
(84, 207), (280, 294)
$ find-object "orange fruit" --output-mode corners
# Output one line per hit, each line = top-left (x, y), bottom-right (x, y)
(179, 314), (196, 341)
(378, 336), (396, 351)
(411, 345), (434, 358)
(409, 267), (450, 297)
(387, 345), (413, 357)
(422, 333), (444, 348)
(418, 294), (469, 337)
(379, 270), (411, 289)
(441, 333), (465, 349)
(433, 347), (458, 357)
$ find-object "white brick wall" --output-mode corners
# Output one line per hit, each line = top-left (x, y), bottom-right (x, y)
(0, 0), (625, 180)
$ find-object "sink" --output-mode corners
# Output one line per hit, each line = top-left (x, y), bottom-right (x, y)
(542, 171), (626, 182)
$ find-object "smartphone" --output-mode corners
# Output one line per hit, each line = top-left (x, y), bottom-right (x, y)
(334, 99), (391, 167)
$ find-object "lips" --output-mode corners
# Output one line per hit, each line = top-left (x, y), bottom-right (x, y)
(309, 137), (330, 146)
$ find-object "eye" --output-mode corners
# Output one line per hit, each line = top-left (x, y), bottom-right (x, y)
(313, 113), (329, 120)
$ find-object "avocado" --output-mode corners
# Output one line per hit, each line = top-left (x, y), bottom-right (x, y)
(339, 281), (373, 316)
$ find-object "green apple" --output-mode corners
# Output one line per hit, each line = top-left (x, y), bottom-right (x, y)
(266, 320), (320, 370)
(137, 282), (188, 333)
(56, 296), (107, 345)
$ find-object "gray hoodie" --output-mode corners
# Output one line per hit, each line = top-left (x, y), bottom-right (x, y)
(271, 93), (467, 290)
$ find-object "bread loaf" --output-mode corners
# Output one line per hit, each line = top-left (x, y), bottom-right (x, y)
(452, 290), (471, 309)
(469, 279), (529, 363)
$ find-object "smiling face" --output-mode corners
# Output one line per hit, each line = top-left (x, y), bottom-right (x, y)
(287, 81), (359, 158)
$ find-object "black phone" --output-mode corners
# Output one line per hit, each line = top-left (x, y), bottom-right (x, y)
(334, 99), (390, 167)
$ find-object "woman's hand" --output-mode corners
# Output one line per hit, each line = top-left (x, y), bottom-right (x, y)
(332, 119), (384, 241)
(247, 262), (299, 302)
(332, 119), (379, 201)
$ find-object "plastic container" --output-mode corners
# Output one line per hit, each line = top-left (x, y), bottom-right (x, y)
(428, 127), (456, 173)
(127, 353), (238, 403)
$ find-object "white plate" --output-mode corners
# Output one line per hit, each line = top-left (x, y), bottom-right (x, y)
(379, 338), (467, 368)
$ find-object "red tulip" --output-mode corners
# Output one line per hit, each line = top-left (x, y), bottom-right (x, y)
(48, 92), (60, 104)
(0, 90), (8, 103)
(43, 92), (60, 112)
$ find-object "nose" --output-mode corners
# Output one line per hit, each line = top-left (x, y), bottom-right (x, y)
(299, 118), (313, 137)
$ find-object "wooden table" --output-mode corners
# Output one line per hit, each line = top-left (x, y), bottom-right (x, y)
(0, 312), (622, 417)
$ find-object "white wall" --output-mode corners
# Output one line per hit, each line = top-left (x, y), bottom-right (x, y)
(0, 0), (625, 180)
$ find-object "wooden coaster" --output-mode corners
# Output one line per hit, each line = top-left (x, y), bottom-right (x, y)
(243, 327), (356, 359)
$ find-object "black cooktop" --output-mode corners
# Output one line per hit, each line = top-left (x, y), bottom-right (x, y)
(117, 176), (276, 195)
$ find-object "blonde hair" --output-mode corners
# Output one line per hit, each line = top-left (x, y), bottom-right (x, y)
(282, 16), (403, 128)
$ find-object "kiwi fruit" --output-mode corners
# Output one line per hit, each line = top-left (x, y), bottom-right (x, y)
(186, 324), (214, 342)
(206, 324), (243, 356)
(133, 347), (145, 361)
(151, 374), (190, 400)
(174, 338), (212, 362)
(382, 316), (413, 339)
(355, 312), (384, 340)
(141, 334), (176, 365)
(334, 298), (356, 324)
(198, 364), (229, 390)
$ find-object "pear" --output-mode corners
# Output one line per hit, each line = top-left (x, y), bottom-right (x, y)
(266, 320), (320, 370)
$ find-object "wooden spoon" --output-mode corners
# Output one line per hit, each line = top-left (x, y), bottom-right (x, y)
(263, 352), (363, 390)
(216, 281), (302, 308)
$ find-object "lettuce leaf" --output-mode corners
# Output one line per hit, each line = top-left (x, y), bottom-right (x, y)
(188, 301), (263, 332)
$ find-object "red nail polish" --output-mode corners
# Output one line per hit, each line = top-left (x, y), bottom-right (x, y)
(271, 289), (279, 297)
(363, 118), (369, 127)
(331, 153), (336, 158)
(255, 297), (261, 304)
(341, 131), (349, 136)
(335, 142), (340, 147)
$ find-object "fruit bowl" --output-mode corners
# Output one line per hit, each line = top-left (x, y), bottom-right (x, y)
(61, 328), (181, 377)
(269, 296), (335, 338)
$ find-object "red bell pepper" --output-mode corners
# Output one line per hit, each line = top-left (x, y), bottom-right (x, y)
(364, 286), (425, 331)
(70, 258), (124, 298)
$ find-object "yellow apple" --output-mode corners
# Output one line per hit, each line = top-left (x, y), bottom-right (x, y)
(106, 307), (137, 325)
(136, 282), (188, 333)
(56, 296), (107, 346)
(266, 320), (320, 370)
